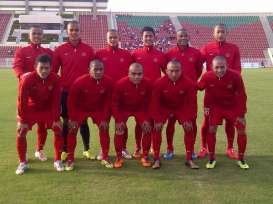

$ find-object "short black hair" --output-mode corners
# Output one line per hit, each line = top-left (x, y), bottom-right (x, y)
(141, 26), (155, 35)
(36, 54), (52, 65)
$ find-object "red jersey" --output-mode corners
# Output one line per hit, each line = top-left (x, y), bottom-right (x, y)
(17, 71), (61, 123)
(112, 76), (152, 123)
(13, 43), (53, 78)
(68, 74), (113, 122)
(200, 41), (241, 73)
(150, 75), (196, 123)
(131, 46), (167, 83)
(166, 45), (203, 82)
(52, 40), (95, 91)
(198, 69), (247, 117)
(95, 46), (133, 82)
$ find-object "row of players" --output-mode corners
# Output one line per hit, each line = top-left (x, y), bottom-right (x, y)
(13, 21), (248, 174)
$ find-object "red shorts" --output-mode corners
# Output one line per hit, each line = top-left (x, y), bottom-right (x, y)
(17, 111), (55, 130)
(209, 108), (246, 130)
(75, 111), (110, 125)
(119, 111), (149, 125)
(157, 109), (192, 125)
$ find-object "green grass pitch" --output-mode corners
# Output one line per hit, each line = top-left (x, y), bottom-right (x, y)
(0, 68), (273, 204)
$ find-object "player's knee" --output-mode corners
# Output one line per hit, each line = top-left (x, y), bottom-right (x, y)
(68, 127), (78, 136)
(52, 126), (62, 136)
(17, 128), (28, 138)
(237, 128), (246, 135)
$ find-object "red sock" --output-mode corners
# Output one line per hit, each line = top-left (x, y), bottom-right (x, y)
(36, 123), (47, 151)
(67, 135), (77, 161)
(225, 120), (235, 149)
(207, 131), (216, 161)
(166, 117), (176, 152)
(192, 119), (197, 153)
(142, 133), (151, 158)
(54, 135), (64, 161)
(122, 126), (128, 150)
(200, 116), (209, 149)
(237, 134), (247, 160)
(16, 128), (28, 163)
(184, 131), (193, 161)
(135, 123), (142, 150)
(152, 131), (162, 160)
(99, 130), (110, 160)
(114, 133), (123, 159)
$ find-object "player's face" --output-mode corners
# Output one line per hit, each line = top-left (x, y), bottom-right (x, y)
(36, 62), (51, 79)
(29, 27), (43, 44)
(107, 31), (119, 47)
(67, 23), (80, 42)
(129, 67), (143, 85)
(177, 31), (189, 46)
(213, 26), (227, 42)
(142, 31), (155, 46)
(166, 64), (182, 82)
(90, 64), (104, 80)
(212, 60), (227, 78)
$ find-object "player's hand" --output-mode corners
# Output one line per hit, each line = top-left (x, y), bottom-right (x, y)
(17, 122), (28, 132)
(154, 123), (163, 132)
(99, 121), (109, 132)
(142, 121), (151, 134)
(236, 117), (246, 126)
(204, 107), (210, 116)
(69, 120), (78, 129)
(115, 122), (125, 135)
(183, 121), (193, 132)
(52, 120), (62, 130)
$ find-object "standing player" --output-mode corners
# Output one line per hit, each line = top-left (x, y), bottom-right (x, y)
(15, 54), (64, 175)
(95, 29), (134, 160)
(131, 26), (167, 158)
(150, 60), (199, 169)
(198, 56), (249, 169)
(66, 60), (113, 170)
(198, 24), (241, 159)
(52, 21), (95, 160)
(112, 63), (152, 168)
(13, 25), (53, 162)
(164, 28), (203, 160)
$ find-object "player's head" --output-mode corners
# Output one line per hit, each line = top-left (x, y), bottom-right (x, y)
(67, 21), (80, 42)
(212, 55), (227, 78)
(129, 63), (143, 85)
(89, 60), (104, 80)
(107, 29), (119, 48)
(142, 26), (155, 47)
(213, 23), (227, 42)
(35, 54), (52, 79)
(29, 25), (43, 45)
(176, 28), (190, 47)
(166, 60), (182, 82)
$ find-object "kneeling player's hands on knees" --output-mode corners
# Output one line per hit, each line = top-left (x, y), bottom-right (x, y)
(68, 120), (78, 129)
(183, 121), (193, 132)
(115, 122), (125, 135)
(204, 107), (210, 116)
(17, 122), (28, 132)
(99, 121), (109, 132)
(154, 123), (163, 132)
(142, 121), (151, 134)
(236, 117), (246, 126)
(52, 120), (62, 130)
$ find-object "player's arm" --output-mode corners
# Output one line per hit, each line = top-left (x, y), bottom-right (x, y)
(197, 73), (207, 91)
(235, 75), (247, 117)
(51, 48), (61, 74)
(12, 48), (25, 79)
(17, 77), (30, 126)
(233, 46), (242, 74)
(111, 83), (125, 123)
(196, 51), (204, 79)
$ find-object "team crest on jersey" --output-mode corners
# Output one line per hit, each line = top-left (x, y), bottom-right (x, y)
(179, 90), (185, 95)
(189, 57), (193, 62)
(140, 91), (145, 95)
(100, 89), (105, 94)
(163, 90), (168, 93)
(227, 84), (233, 89)
(81, 52), (87, 57)
(102, 57), (107, 61)
(209, 53), (214, 56)
(137, 57), (142, 60)
(209, 84), (215, 87)
(64, 53), (69, 56)
(225, 53), (230, 58)
(48, 85), (53, 91)
(120, 58), (124, 62)
(153, 58), (158, 63)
